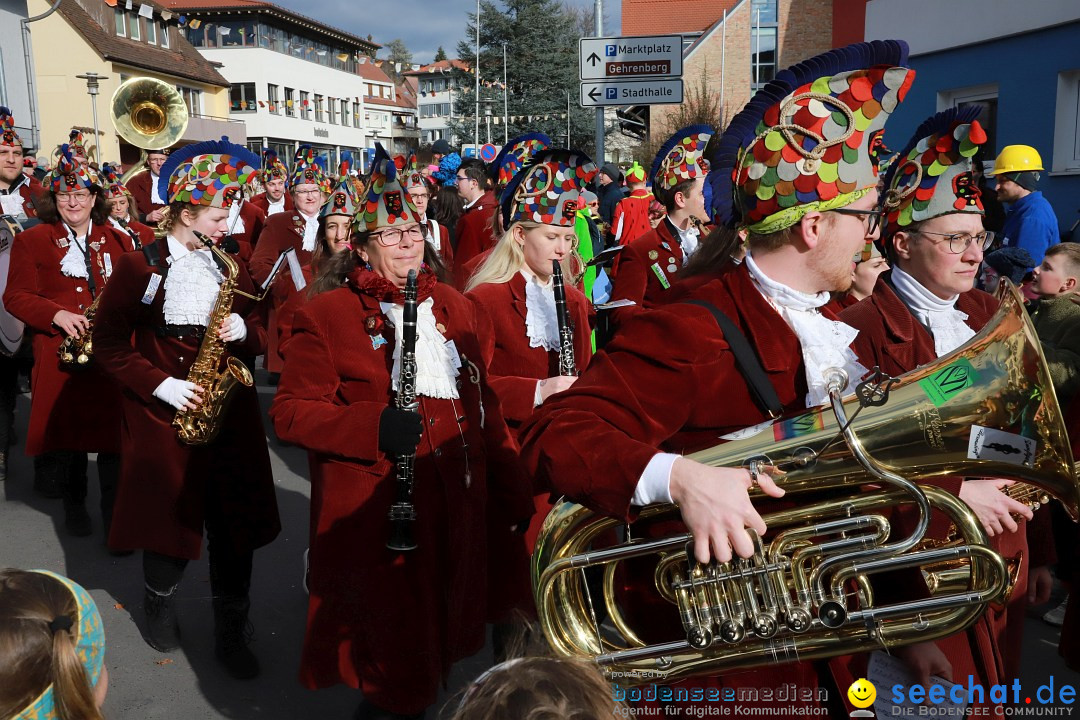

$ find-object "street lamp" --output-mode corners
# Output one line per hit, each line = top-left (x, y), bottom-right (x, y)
(75, 72), (109, 163)
(480, 99), (495, 146)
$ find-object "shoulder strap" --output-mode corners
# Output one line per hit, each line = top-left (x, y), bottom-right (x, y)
(141, 241), (167, 278)
(684, 299), (782, 418)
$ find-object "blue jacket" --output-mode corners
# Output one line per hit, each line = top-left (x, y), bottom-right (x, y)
(1001, 190), (1059, 264)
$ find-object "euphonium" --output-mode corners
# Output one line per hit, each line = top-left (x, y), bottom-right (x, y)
(172, 232), (254, 446)
(57, 295), (100, 369)
(533, 280), (1078, 684)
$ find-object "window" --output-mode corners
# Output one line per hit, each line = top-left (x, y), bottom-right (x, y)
(230, 83), (257, 113)
(267, 84), (280, 114)
(751, 27), (777, 85)
(300, 91), (311, 120)
(1053, 71), (1080, 173)
(177, 86), (202, 116)
(751, 0), (778, 23)
(146, 20), (156, 45)
(128, 13), (141, 41)
(420, 103), (451, 118)
(114, 8), (126, 36)
(160, 24), (169, 48)
(314, 94), (325, 122)
(328, 96), (337, 125)
(341, 99), (351, 127)
(285, 87), (296, 117)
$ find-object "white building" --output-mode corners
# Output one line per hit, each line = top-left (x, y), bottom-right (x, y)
(405, 59), (469, 147)
(163, 0), (415, 171)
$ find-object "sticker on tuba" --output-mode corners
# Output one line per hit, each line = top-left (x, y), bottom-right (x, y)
(967, 425), (1036, 468)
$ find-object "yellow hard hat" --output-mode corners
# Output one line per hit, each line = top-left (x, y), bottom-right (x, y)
(986, 145), (1044, 176)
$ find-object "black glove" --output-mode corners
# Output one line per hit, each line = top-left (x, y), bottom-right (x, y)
(219, 237), (240, 255)
(378, 407), (423, 456)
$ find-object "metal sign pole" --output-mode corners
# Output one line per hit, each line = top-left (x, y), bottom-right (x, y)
(594, 0), (604, 162)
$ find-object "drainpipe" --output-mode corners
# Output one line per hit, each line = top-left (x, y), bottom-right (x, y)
(21, 0), (64, 152)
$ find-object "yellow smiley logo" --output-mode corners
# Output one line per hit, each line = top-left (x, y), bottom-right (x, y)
(848, 678), (876, 709)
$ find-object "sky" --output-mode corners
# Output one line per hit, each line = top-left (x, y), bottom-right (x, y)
(268, 0), (622, 65)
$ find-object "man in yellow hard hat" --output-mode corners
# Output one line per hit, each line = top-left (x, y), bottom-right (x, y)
(986, 144), (1059, 263)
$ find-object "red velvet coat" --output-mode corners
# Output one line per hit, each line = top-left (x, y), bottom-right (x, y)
(519, 262), (847, 710)
(3, 221), (128, 455)
(269, 277), (532, 714)
(126, 171), (166, 221)
(1, 174), (42, 218)
(609, 219), (684, 328)
(249, 190), (293, 216)
(248, 211), (313, 373)
(109, 218), (155, 251)
(839, 273), (1040, 692)
(452, 190), (497, 279)
(467, 272), (594, 619)
(92, 240), (278, 559)
(423, 217), (454, 269)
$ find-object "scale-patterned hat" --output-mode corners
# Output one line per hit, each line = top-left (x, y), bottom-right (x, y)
(652, 125), (712, 190)
(261, 148), (288, 183)
(708, 40), (915, 233)
(500, 148), (597, 228)
(68, 129), (88, 161)
(100, 162), (130, 200)
(47, 145), (96, 193)
(489, 132), (552, 189)
(289, 145), (330, 192)
(357, 143), (421, 232)
(322, 151), (359, 219)
(157, 136), (260, 208)
(881, 105), (986, 237)
(1, 107), (22, 148)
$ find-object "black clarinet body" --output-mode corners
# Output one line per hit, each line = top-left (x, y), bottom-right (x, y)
(115, 217), (143, 249)
(552, 260), (577, 377)
(387, 269), (420, 552)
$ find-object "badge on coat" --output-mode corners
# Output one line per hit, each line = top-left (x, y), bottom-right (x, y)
(648, 250), (658, 260)
(649, 263), (671, 290)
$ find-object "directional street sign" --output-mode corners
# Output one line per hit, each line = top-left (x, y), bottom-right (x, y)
(579, 35), (683, 81)
(580, 79), (684, 108)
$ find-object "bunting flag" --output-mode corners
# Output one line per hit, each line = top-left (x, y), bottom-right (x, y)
(138, 3), (153, 18)
(104, 0), (118, 7)
(337, 52), (349, 62)
(189, 18), (202, 29)
(258, 100), (266, 107)
(124, 0), (132, 9)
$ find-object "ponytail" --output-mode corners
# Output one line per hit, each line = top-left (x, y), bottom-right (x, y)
(51, 622), (103, 720)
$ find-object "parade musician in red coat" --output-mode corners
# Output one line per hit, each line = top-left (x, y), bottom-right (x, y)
(93, 139), (279, 680)
(452, 157), (497, 282)
(839, 107), (1050, 694)
(270, 144), (532, 720)
(248, 147), (293, 217)
(125, 148), (170, 224)
(4, 144), (128, 536)
(100, 162), (155, 249)
(466, 148), (595, 637)
(248, 145), (330, 378)
(0, 106), (42, 221)
(608, 125), (712, 329)
(519, 41), (915, 714)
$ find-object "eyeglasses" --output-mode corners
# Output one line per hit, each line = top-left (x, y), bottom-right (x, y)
(915, 229), (996, 254)
(294, 189), (324, 197)
(370, 225), (425, 247)
(56, 190), (92, 204)
(830, 207), (884, 235)
(455, 174), (472, 183)
(410, 192), (430, 200)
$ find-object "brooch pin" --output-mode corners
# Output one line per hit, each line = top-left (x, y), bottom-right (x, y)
(90, 241), (102, 252)
(55, 238), (69, 249)
(365, 314), (387, 350)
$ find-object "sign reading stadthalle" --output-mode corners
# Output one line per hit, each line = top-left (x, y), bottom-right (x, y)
(580, 79), (684, 108)
(579, 35), (684, 81)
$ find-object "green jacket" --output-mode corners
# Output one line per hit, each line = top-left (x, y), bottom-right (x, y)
(1031, 292), (1080, 403)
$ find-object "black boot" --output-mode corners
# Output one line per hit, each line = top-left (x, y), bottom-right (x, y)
(63, 497), (92, 536)
(214, 596), (260, 680)
(143, 587), (181, 652)
(32, 453), (63, 499)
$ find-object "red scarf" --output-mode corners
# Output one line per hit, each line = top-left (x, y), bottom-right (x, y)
(348, 266), (438, 305)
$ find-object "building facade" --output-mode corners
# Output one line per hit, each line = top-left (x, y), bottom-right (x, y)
(405, 59), (470, 147)
(27, 0), (235, 167)
(165, 0), (415, 171)
(865, 0), (1080, 234)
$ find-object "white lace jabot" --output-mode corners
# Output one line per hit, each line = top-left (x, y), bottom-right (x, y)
(381, 297), (460, 399)
(266, 196), (285, 216)
(59, 224), (91, 280)
(301, 213), (319, 252)
(745, 253), (869, 407)
(890, 264), (975, 357)
(163, 235), (223, 326)
(521, 270), (559, 352)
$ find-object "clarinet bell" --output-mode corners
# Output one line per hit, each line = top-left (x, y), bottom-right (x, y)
(386, 503), (418, 552)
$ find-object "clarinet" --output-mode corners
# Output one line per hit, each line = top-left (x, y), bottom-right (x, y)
(552, 260), (578, 377)
(115, 217), (142, 249)
(387, 269), (419, 552)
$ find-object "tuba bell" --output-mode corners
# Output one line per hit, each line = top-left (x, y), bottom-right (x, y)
(532, 280), (1078, 684)
(111, 77), (189, 183)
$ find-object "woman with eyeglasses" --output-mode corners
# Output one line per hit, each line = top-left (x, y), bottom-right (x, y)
(840, 108), (1047, 703)
(248, 145), (329, 381)
(270, 146), (531, 720)
(3, 145), (127, 537)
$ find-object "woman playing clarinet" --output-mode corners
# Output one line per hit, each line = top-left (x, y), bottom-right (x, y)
(269, 144), (531, 720)
(464, 148), (596, 641)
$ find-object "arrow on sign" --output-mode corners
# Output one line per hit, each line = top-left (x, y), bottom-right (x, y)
(587, 87), (602, 101)
(587, 52), (601, 67)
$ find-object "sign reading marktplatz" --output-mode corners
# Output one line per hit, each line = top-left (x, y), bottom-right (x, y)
(579, 34), (684, 107)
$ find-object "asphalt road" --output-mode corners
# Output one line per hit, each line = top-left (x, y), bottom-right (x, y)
(1, 371), (1077, 718)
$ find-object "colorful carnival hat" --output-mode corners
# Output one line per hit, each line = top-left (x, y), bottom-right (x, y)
(47, 145), (97, 193)
(652, 125), (712, 190)
(854, 238), (884, 264)
(708, 40), (914, 233)
(99, 162), (130, 200)
(500, 148), (597, 228)
(1, 107), (22, 148)
(157, 136), (260, 208)
(357, 143), (421, 232)
(289, 145), (331, 192)
(12, 570), (106, 720)
(489, 132), (552, 189)
(322, 151), (360, 219)
(68, 129), (89, 161)
(881, 105), (986, 236)
(261, 148), (288, 183)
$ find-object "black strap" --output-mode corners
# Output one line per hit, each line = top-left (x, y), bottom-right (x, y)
(65, 224), (97, 299)
(684, 300), (783, 418)
(141, 241), (167, 279)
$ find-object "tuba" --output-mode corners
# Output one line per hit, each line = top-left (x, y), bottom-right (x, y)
(111, 77), (189, 184)
(533, 280), (1078, 684)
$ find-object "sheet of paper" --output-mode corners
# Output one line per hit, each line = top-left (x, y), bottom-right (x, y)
(867, 650), (967, 719)
(594, 299), (636, 310)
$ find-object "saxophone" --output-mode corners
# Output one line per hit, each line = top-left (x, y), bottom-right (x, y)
(172, 231), (254, 446)
(57, 295), (100, 369)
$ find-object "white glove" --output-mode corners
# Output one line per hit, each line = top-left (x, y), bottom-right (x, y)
(218, 313), (248, 343)
(153, 377), (200, 411)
